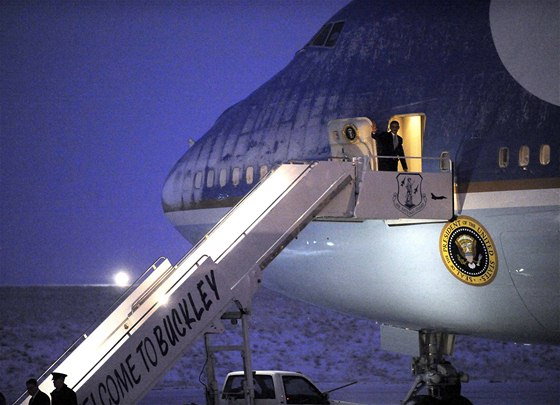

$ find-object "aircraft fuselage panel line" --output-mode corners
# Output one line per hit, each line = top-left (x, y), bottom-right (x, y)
(21, 161), (362, 405)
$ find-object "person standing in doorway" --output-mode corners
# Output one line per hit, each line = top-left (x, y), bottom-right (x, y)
(372, 120), (408, 171)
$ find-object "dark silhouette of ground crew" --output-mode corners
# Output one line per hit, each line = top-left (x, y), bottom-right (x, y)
(26, 378), (50, 405)
(50, 373), (77, 405)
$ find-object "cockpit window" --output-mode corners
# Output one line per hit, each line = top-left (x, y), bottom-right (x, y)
(308, 21), (344, 48)
(325, 22), (344, 46)
(310, 24), (331, 46)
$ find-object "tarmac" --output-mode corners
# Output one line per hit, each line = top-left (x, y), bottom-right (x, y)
(139, 381), (560, 405)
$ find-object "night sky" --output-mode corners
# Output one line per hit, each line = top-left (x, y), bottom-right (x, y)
(1, 0), (350, 285)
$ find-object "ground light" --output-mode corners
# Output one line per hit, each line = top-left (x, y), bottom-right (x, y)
(113, 271), (130, 287)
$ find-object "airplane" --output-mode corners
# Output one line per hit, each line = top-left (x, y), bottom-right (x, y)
(161, 0), (559, 404)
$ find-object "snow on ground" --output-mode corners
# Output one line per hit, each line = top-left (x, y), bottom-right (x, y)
(1, 286), (559, 403)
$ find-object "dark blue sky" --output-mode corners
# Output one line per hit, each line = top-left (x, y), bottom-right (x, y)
(1, 0), (350, 285)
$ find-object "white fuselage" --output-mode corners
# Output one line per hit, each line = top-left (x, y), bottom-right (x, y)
(165, 187), (559, 344)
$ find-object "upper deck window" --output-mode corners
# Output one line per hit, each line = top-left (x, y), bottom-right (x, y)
(219, 168), (228, 187)
(246, 166), (254, 185)
(498, 147), (509, 168)
(206, 169), (215, 188)
(259, 165), (269, 180)
(440, 151), (451, 171)
(308, 21), (344, 48)
(539, 144), (551, 165)
(518, 145), (530, 168)
(232, 167), (241, 186)
(194, 171), (203, 189)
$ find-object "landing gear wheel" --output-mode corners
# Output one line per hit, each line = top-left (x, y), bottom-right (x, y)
(404, 395), (442, 405)
(402, 332), (472, 405)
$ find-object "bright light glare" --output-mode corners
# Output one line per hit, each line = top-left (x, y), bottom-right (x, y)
(113, 271), (130, 287)
(158, 294), (170, 306)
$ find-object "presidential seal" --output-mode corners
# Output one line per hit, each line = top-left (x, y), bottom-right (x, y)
(343, 124), (358, 142)
(439, 216), (498, 286)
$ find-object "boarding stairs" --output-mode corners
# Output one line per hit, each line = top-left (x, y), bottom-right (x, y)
(16, 158), (452, 405)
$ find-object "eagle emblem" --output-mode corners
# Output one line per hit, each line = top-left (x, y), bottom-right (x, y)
(439, 216), (498, 286)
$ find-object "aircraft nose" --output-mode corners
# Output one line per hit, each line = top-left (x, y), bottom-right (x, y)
(161, 157), (187, 214)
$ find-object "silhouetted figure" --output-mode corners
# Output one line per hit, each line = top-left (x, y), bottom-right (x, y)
(26, 378), (50, 405)
(372, 120), (408, 171)
(50, 373), (77, 405)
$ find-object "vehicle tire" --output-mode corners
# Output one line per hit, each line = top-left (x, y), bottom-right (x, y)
(441, 396), (473, 405)
(404, 395), (442, 405)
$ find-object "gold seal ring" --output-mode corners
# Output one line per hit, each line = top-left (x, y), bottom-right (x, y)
(439, 215), (498, 286)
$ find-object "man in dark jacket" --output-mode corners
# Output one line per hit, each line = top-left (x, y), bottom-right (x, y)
(26, 378), (50, 405)
(50, 373), (77, 405)
(372, 120), (408, 171)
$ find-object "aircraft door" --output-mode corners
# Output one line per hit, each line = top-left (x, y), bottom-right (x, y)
(387, 114), (425, 172)
(327, 117), (377, 169)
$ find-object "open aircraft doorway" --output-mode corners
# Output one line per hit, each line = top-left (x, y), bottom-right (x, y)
(388, 114), (425, 172)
